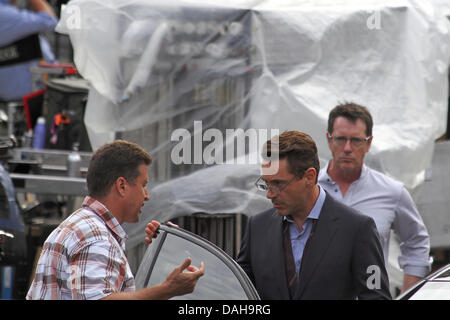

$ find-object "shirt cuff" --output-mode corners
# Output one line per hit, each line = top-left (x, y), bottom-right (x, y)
(403, 265), (431, 278)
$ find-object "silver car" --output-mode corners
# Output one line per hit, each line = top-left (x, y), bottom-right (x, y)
(396, 264), (450, 300)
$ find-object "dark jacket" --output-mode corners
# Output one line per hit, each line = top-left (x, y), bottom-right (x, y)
(237, 192), (391, 300)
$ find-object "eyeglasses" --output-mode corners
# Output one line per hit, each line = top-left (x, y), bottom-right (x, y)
(255, 176), (297, 194)
(328, 134), (371, 147)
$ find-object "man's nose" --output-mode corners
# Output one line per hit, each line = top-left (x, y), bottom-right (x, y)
(266, 188), (276, 199)
(343, 139), (353, 152)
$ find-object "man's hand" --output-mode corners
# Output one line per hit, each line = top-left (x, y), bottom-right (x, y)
(102, 258), (205, 300)
(29, 0), (57, 18)
(401, 274), (422, 293)
(145, 220), (160, 245)
(167, 221), (179, 227)
(161, 257), (205, 298)
(145, 220), (182, 245)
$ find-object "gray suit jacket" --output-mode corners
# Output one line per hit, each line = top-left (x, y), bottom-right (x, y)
(237, 192), (391, 299)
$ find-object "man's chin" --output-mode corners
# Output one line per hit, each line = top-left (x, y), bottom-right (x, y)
(129, 213), (141, 223)
(338, 163), (358, 173)
(274, 207), (288, 216)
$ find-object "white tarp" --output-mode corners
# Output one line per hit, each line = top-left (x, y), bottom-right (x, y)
(57, 0), (450, 276)
(431, 0), (450, 18)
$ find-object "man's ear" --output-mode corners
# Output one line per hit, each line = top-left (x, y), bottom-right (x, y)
(114, 177), (127, 196)
(304, 167), (317, 186)
(366, 136), (373, 152)
(326, 132), (332, 148)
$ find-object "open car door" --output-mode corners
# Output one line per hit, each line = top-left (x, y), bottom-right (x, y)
(135, 224), (260, 300)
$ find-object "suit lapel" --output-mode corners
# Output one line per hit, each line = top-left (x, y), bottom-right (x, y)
(267, 209), (291, 299)
(294, 194), (339, 299)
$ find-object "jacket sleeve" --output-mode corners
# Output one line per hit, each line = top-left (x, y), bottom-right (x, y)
(353, 216), (392, 300)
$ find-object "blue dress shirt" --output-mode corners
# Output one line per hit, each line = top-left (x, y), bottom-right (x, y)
(318, 162), (431, 277)
(284, 185), (326, 276)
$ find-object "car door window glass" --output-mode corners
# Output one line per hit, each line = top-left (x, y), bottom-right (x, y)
(142, 232), (249, 300)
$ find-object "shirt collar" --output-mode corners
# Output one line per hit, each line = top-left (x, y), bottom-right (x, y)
(309, 185), (326, 220)
(319, 160), (368, 183)
(318, 161), (332, 183)
(284, 185), (326, 222)
(82, 196), (128, 244)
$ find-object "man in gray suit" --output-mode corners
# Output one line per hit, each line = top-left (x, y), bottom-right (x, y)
(237, 130), (391, 299)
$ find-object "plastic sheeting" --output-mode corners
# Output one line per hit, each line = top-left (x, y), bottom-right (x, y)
(56, 0), (450, 251)
(416, 140), (450, 249)
(431, 0), (450, 18)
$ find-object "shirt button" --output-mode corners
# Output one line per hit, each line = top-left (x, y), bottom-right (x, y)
(334, 189), (338, 192)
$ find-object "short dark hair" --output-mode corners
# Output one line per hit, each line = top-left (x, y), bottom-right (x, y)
(328, 102), (373, 137)
(87, 140), (152, 198)
(263, 131), (320, 183)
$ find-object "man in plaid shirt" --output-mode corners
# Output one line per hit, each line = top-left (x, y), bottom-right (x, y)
(27, 140), (204, 300)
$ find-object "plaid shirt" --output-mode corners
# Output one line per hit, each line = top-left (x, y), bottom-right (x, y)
(26, 197), (135, 300)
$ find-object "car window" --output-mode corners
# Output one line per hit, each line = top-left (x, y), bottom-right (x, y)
(135, 225), (259, 300)
(433, 268), (450, 281)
